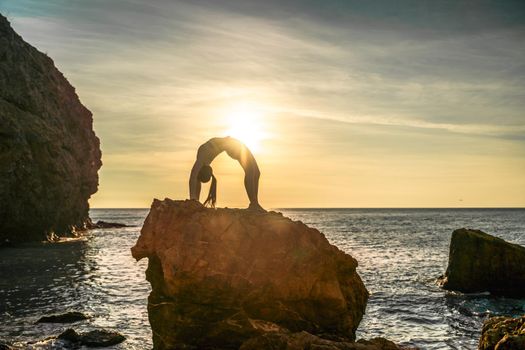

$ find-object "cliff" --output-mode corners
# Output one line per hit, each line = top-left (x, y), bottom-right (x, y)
(0, 14), (101, 243)
(439, 228), (525, 298)
(132, 199), (369, 349)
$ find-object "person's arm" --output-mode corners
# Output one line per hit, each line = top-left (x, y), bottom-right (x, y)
(189, 161), (202, 200)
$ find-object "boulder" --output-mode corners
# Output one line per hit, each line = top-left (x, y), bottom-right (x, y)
(131, 199), (369, 350)
(0, 14), (101, 243)
(478, 315), (525, 350)
(439, 228), (525, 297)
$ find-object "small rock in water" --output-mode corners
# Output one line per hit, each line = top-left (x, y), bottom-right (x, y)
(80, 330), (126, 347)
(37, 311), (88, 323)
(88, 220), (128, 229)
(57, 328), (125, 347)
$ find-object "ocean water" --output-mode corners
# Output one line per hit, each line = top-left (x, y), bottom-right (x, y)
(1, 208), (524, 349)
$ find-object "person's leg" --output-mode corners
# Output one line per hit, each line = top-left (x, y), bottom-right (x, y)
(252, 168), (260, 204)
(245, 168), (262, 209)
(244, 171), (256, 204)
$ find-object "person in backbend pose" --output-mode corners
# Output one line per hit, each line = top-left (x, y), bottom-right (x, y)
(189, 136), (264, 211)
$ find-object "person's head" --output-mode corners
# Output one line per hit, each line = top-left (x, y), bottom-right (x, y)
(199, 165), (217, 208)
(198, 165), (213, 183)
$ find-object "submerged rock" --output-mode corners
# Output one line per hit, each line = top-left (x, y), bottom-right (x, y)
(0, 14), (101, 243)
(132, 199), (369, 349)
(439, 228), (525, 298)
(37, 311), (88, 323)
(478, 315), (525, 350)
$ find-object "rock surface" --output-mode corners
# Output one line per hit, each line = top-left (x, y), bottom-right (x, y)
(132, 199), (369, 350)
(478, 315), (525, 350)
(439, 228), (525, 297)
(0, 14), (101, 243)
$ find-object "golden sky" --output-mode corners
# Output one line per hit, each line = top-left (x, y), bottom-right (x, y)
(3, 1), (525, 208)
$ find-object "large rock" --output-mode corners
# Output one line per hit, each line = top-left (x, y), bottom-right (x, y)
(478, 315), (525, 350)
(0, 14), (101, 243)
(131, 199), (369, 350)
(439, 228), (525, 297)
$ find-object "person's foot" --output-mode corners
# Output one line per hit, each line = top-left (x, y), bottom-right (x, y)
(248, 202), (266, 212)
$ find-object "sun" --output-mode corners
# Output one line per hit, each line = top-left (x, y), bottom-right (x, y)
(224, 102), (266, 153)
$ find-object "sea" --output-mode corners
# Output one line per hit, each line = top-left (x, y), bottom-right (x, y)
(1, 208), (524, 349)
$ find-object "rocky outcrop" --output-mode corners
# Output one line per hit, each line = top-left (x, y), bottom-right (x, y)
(0, 14), (101, 243)
(478, 315), (525, 350)
(439, 228), (525, 298)
(132, 199), (369, 350)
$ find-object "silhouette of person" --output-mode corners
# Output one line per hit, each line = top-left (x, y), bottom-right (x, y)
(189, 136), (264, 211)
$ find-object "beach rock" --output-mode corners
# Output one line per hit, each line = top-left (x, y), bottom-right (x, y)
(37, 311), (88, 323)
(439, 228), (525, 297)
(0, 14), (101, 243)
(478, 315), (525, 350)
(57, 328), (126, 347)
(0, 342), (12, 350)
(131, 199), (369, 350)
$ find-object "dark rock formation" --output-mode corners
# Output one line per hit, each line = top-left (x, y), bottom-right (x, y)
(132, 199), (369, 350)
(0, 14), (101, 243)
(478, 315), (525, 350)
(86, 220), (128, 229)
(57, 328), (126, 347)
(37, 311), (88, 323)
(439, 228), (525, 297)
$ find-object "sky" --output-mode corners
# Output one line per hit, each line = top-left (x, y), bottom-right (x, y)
(1, 0), (524, 208)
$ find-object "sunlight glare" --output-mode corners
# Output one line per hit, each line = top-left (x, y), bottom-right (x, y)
(224, 102), (266, 153)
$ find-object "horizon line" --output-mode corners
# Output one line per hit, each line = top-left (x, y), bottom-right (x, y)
(90, 206), (525, 210)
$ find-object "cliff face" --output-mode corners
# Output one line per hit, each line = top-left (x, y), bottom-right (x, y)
(132, 199), (369, 350)
(0, 14), (101, 242)
(439, 228), (525, 298)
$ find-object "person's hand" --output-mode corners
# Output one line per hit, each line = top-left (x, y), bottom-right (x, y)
(248, 202), (266, 212)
